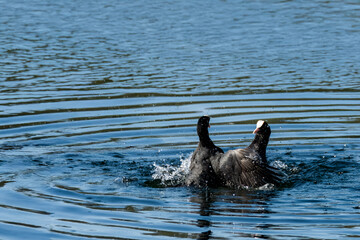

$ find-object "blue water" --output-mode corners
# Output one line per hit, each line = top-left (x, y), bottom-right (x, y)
(1, 0), (360, 239)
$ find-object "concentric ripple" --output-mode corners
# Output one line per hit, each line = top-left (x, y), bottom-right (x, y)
(1, 0), (360, 239)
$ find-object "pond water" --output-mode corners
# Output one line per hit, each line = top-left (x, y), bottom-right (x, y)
(1, 0), (360, 239)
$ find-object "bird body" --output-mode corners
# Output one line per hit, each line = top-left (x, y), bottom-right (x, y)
(186, 117), (280, 189)
(185, 116), (223, 187)
(186, 143), (223, 187)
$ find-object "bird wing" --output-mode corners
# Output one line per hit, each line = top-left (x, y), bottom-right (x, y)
(186, 145), (220, 187)
(219, 149), (281, 188)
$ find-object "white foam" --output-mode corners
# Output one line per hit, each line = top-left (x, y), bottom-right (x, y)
(258, 183), (275, 191)
(152, 153), (192, 186)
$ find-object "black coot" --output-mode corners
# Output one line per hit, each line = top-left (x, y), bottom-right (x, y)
(212, 120), (281, 188)
(185, 116), (224, 187)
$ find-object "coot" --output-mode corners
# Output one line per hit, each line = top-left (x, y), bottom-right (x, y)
(185, 116), (224, 187)
(212, 120), (280, 188)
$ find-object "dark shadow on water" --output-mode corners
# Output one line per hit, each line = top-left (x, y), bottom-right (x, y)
(188, 187), (279, 240)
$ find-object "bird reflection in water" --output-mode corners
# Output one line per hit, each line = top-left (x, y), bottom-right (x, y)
(189, 188), (278, 240)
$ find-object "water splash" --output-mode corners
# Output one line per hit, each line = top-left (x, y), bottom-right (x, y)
(271, 160), (288, 170)
(152, 153), (192, 186)
(258, 183), (276, 191)
(152, 155), (287, 190)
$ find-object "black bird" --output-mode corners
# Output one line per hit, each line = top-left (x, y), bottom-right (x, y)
(212, 120), (281, 188)
(186, 116), (224, 187)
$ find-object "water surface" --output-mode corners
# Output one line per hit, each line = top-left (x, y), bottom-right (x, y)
(1, 0), (360, 239)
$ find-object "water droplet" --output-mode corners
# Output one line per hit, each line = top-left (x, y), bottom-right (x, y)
(152, 153), (192, 186)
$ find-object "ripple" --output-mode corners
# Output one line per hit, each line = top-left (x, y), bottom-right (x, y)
(1, 91), (359, 151)
(1, 0), (360, 239)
